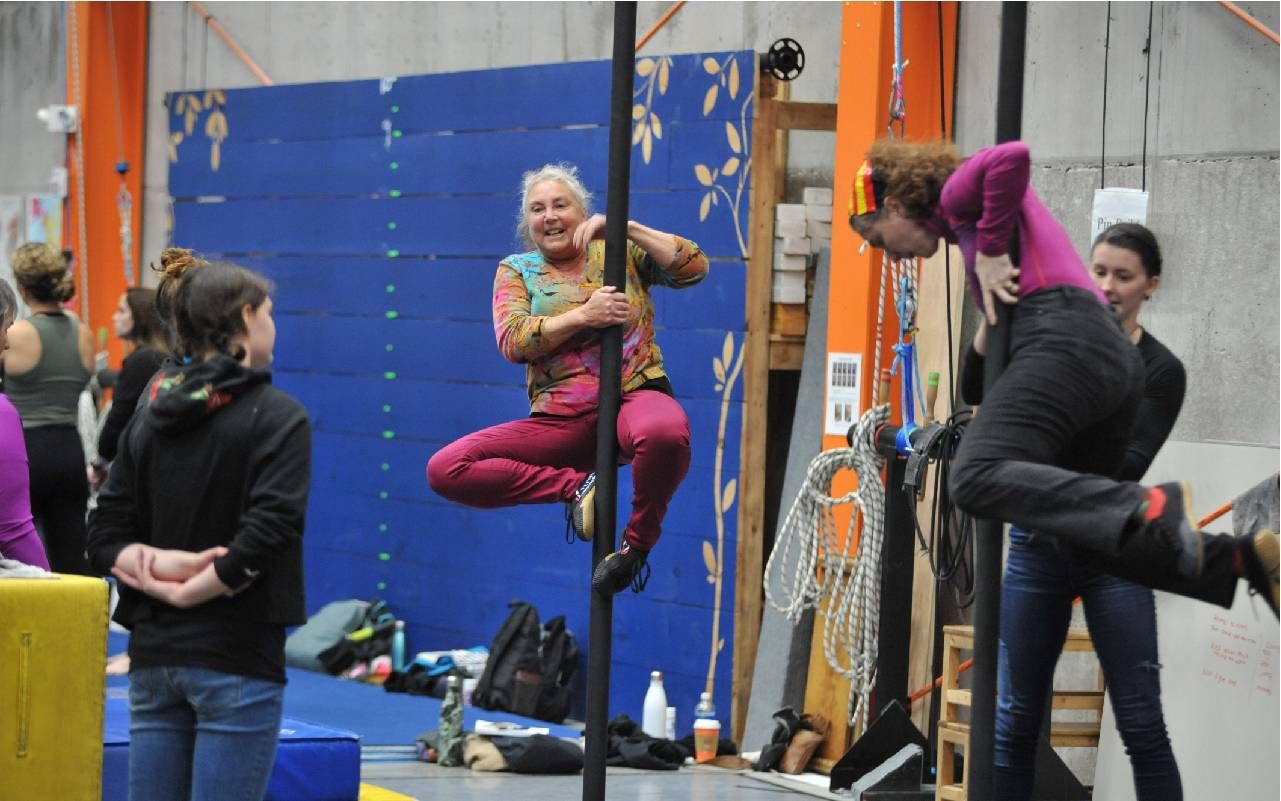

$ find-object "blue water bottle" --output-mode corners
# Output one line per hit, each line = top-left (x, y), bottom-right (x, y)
(391, 620), (406, 672)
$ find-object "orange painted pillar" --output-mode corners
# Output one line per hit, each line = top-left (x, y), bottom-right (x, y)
(805, 1), (957, 756)
(65, 1), (149, 369)
(825, 0), (957, 547)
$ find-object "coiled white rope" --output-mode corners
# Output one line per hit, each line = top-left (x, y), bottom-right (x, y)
(763, 403), (889, 731)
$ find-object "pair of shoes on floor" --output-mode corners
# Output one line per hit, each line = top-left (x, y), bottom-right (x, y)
(592, 541), (651, 596)
(564, 472), (596, 544)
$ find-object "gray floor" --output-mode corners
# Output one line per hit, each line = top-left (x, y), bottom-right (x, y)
(360, 757), (839, 800)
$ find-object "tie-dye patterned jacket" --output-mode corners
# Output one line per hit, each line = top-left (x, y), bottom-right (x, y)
(493, 237), (709, 416)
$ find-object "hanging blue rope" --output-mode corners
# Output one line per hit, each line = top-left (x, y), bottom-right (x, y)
(890, 271), (926, 455)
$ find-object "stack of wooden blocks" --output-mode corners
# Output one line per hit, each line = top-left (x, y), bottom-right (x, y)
(771, 186), (833, 305)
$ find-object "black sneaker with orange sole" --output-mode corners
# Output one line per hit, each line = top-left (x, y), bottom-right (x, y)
(592, 542), (650, 596)
(1130, 481), (1204, 580)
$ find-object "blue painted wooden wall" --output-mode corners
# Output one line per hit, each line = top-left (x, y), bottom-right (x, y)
(167, 51), (754, 732)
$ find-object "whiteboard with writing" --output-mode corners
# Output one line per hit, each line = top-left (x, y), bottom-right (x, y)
(1094, 441), (1280, 801)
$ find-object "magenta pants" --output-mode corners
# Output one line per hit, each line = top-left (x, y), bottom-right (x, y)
(427, 390), (691, 551)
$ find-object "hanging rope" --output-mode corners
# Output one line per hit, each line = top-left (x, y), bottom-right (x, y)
(1140, 1), (1154, 192)
(1100, 2), (1112, 189)
(887, 0), (908, 139)
(763, 404), (890, 731)
(106, 4), (135, 285)
(67, 2), (90, 317)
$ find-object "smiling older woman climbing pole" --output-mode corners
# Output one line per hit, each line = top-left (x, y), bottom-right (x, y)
(427, 162), (709, 596)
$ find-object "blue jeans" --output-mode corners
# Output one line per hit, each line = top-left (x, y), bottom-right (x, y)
(994, 529), (1181, 801)
(128, 666), (284, 801)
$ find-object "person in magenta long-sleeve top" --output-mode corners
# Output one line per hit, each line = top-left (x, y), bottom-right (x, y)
(847, 139), (1277, 617)
(427, 163), (710, 597)
(0, 278), (51, 570)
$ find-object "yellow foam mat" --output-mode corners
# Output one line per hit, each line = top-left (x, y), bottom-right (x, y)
(359, 783), (419, 801)
(1, 574), (109, 801)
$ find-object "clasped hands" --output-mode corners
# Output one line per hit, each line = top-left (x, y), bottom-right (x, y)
(112, 543), (235, 609)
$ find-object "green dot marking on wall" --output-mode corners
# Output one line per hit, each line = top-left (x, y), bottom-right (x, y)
(382, 430), (395, 440)
(393, 130), (403, 138)
(377, 581), (387, 590)
(387, 222), (398, 230)
(382, 404), (392, 413)
(385, 344), (394, 352)
(391, 105), (400, 113)
(384, 371), (397, 380)
(378, 552), (391, 561)
(378, 523), (388, 532)
(386, 284), (396, 293)
(385, 310), (399, 320)
(386, 249), (399, 259)
(389, 189), (402, 198)
(381, 463), (390, 472)
(390, 162), (399, 170)
(379, 491), (389, 500)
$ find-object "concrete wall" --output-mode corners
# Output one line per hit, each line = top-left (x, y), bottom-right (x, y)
(955, 0), (1280, 788)
(139, 1), (844, 272)
(0, 2), (66, 197)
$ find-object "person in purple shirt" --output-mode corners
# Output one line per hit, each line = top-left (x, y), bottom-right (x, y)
(847, 138), (1278, 615)
(0, 277), (51, 570)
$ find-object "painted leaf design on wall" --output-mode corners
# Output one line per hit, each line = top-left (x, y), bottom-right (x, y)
(692, 55), (752, 257)
(703, 540), (717, 583)
(205, 108), (228, 172)
(167, 131), (184, 163)
(175, 93), (203, 135)
(632, 55), (674, 165)
(721, 479), (737, 513)
(703, 84), (719, 116)
(725, 122), (742, 154)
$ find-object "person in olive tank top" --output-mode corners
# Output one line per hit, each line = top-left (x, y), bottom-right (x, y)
(3, 243), (94, 574)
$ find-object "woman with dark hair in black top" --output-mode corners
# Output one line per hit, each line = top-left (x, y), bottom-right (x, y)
(88, 247), (310, 801)
(92, 287), (171, 484)
(977, 224), (1259, 800)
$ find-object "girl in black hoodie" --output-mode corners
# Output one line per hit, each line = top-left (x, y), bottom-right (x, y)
(88, 249), (310, 801)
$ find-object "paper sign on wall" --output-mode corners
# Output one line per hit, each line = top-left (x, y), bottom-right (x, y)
(1091, 187), (1149, 242)
(824, 352), (862, 437)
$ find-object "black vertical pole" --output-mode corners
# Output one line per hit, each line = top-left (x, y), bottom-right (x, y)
(582, 4), (636, 801)
(875, 455), (914, 717)
(968, 4), (1026, 800)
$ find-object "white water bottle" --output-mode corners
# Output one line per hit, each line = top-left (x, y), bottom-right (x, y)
(642, 670), (668, 738)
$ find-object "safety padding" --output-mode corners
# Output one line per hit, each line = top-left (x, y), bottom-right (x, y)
(0, 574), (109, 801)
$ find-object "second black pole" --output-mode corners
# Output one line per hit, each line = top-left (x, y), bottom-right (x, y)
(967, 3), (1027, 800)
(582, 4), (637, 801)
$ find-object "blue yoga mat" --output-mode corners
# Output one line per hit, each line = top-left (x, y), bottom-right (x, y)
(103, 685), (361, 801)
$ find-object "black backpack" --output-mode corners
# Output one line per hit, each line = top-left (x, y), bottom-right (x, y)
(472, 601), (580, 724)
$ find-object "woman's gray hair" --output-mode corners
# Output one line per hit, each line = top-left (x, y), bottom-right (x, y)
(514, 163), (593, 249)
(0, 278), (18, 328)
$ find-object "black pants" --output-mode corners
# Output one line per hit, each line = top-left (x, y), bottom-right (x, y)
(950, 286), (1238, 600)
(950, 286), (1147, 546)
(24, 425), (90, 575)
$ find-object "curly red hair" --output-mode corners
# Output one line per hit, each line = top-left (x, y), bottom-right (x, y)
(864, 139), (961, 219)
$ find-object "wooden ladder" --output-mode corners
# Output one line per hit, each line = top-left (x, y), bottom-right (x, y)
(935, 624), (1105, 801)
